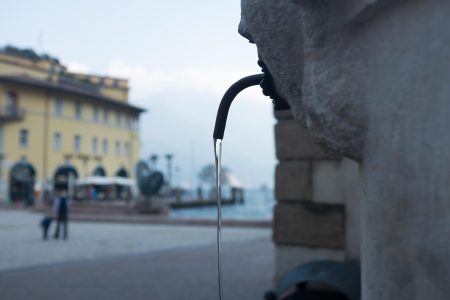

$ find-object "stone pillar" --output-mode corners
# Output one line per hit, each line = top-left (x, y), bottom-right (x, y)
(240, 1), (450, 298)
(273, 110), (360, 280)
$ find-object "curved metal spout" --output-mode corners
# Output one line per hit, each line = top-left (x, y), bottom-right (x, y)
(213, 74), (264, 140)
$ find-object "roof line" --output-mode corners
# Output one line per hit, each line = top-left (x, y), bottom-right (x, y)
(0, 75), (146, 113)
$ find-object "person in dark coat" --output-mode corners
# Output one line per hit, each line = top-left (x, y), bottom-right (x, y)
(53, 188), (69, 240)
(40, 215), (53, 240)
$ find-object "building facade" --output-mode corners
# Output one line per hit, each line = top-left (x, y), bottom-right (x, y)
(0, 46), (145, 202)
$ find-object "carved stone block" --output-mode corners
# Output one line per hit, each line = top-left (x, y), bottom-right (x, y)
(275, 121), (328, 160)
(275, 161), (311, 201)
(273, 202), (345, 249)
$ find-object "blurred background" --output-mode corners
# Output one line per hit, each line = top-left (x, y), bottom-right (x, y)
(0, 0), (276, 189)
(0, 0), (383, 299)
(0, 0), (277, 218)
(0, 1), (276, 300)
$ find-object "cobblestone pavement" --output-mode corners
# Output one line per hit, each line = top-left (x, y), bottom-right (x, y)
(1, 237), (274, 300)
(0, 210), (274, 300)
(0, 210), (271, 272)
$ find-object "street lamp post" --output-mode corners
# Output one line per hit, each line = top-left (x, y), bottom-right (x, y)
(149, 154), (158, 169)
(165, 154), (173, 187)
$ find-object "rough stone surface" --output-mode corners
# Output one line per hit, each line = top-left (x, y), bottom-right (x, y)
(275, 121), (329, 160)
(275, 245), (345, 281)
(274, 109), (293, 121)
(273, 202), (345, 249)
(346, 0), (396, 25)
(311, 159), (361, 261)
(343, 165), (361, 262)
(275, 161), (311, 202)
(240, 0), (367, 161)
(360, 1), (450, 295)
(311, 159), (359, 205)
(241, 0), (450, 298)
(293, 0), (393, 22)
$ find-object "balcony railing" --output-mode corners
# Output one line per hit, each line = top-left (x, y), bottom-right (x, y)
(0, 106), (25, 122)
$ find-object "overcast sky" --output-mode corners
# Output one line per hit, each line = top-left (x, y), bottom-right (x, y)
(0, 0), (276, 188)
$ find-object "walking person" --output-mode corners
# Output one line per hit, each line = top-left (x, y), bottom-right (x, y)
(53, 188), (69, 240)
(40, 215), (53, 240)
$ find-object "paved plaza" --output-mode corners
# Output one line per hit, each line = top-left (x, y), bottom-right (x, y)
(0, 210), (274, 300)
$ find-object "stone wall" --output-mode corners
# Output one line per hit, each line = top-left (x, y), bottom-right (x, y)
(273, 110), (360, 279)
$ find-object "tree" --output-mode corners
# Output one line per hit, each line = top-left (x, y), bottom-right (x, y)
(165, 154), (174, 186)
(198, 164), (230, 187)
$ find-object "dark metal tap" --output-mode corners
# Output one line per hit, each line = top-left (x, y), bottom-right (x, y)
(213, 74), (263, 140)
(213, 61), (291, 140)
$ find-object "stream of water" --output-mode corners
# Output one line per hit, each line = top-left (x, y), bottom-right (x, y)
(214, 138), (223, 300)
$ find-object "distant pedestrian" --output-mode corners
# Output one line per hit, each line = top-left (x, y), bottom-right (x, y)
(40, 189), (54, 240)
(87, 186), (94, 200)
(92, 187), (97, 201)
(40, 215), (53, 240)
(53, 188), (69, 240)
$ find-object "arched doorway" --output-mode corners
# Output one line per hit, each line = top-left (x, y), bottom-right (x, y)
(53, 164), (78, 191)
(115, 167), (129, 199)
(92, 165), (106, 177)
(9, 159), (36, 206)
(90, 165), (107, 200)
(115, 167), (128, 178)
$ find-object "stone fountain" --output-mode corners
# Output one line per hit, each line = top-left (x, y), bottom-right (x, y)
(239, 0), (450, 299)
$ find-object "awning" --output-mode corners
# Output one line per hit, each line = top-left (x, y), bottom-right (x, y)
(76, 176), (136, 186)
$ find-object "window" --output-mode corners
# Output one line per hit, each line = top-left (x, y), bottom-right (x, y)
(125, 114), (131, 129)
(130, 117), (139, 131)
(103, 139), (108, 155)
(93, 106), (99, 123)
(129, 117), (133, 130)
(74, 135), (81, 153)
(54, 97), (63, 116)
(19, 129), (28, 148)
(115, 141), (121, 157)
(103, 108), (109, 124)
(6, 91), (18, 114)
(53, 132), (62, 151)
(124, 142), (130, 158)
(75, 101), (82, 119)
(92, 137), (98, 155)
(115, 112), (122, 127)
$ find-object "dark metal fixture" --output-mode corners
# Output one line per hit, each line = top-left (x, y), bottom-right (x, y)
(213, 61), (291, 140)
(213, 74), (264, 140)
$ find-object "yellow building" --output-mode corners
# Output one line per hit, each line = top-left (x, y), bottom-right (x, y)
(0, 46), (145, 203)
